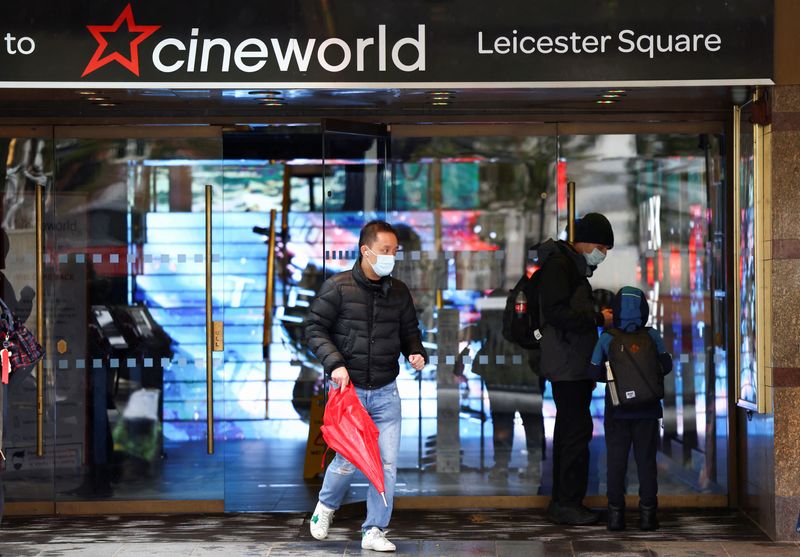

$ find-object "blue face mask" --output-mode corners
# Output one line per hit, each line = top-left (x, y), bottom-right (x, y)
(366, 248), (395, 277)
(583, 248), (606, 267)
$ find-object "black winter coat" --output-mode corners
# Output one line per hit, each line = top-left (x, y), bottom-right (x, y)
(305, 260), (427, 389)
(537, 240), (604, 382)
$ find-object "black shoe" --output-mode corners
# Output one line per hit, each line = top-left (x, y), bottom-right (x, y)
(546, 500), (559, 522)
(547, 502), (599, 525)
(607, 505), (626, 531)
(639, 504), (659, 531)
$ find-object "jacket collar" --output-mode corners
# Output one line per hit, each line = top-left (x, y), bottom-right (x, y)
(352, 258), (392, 297)
(558, 240), (592, 277)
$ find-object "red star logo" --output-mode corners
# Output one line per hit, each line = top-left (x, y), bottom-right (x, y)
(82, 3), (160, 77)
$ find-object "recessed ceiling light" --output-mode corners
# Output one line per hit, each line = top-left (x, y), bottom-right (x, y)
(431, 101), (450, 106)
(77, 91), (97, 95)
(260, 101), (285, 107)
(250, 90), (282, 97)
(601, 94), (622, 98)
(596, 100), (617, 104)
(607, 89), (626, 93)
(97, 103), (117, 107)
(429, 91), (454, 96)
(87, 96), (110, 102)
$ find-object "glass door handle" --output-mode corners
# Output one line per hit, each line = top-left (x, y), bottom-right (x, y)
(35, 184), (44, 457)
(205, 184), (215, 455)
(567, 181), (576, 243)
(262, 209), (277, 362)
(262, 210), (277, 417)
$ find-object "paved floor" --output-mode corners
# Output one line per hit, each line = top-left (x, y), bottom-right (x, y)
(0, 508), (797, 556)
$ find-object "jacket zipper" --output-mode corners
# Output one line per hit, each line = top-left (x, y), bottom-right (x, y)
(367, 291), (376, 386)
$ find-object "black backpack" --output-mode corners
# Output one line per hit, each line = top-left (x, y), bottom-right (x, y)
(501, 266), (543, 350)
(606, 328), (664, 407)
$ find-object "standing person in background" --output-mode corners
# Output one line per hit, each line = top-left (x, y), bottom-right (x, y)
(305, 220), (427, 552)
(472, 289), (544, 483)
(538, 213), (615, 525)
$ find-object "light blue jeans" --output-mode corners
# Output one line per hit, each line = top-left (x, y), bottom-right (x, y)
(318, 380), (401, 531)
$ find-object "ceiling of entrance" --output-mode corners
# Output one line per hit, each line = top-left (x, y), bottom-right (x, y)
(0, 86), (749, 121)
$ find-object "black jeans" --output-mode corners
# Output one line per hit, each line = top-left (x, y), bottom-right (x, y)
(551, 379), (594, 506)
(604, 418), (659, 508)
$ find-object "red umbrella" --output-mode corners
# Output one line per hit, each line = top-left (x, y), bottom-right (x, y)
(320, 382), (388, 506)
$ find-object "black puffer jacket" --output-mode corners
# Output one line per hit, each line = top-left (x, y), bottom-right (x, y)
(305, 260), (427, 389)
(537, 240), (605, 382)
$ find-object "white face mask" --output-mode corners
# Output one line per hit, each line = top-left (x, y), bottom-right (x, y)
(583, 248), (606, 267)
(365, 248), (395, 277)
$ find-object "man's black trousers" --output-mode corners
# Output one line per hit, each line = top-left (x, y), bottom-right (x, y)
(550, 379), (594, 506)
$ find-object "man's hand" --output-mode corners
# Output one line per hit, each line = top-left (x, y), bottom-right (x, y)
(601, 308), (613, 328)
(331, 366), (350, 388)
(408, 354), (425, 371)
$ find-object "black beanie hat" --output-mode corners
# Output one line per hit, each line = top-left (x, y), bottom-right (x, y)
(573, 213), (614, 248)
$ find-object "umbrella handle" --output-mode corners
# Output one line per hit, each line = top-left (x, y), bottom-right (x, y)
(380, 492), (388, 508)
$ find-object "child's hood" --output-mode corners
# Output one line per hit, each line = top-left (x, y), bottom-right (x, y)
(612, 286), (649, 331)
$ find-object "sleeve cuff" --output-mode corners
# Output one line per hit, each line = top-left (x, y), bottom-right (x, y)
(595, 312), (605, 327)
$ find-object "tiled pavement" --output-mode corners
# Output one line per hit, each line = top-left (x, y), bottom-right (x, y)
(0, 508), (798, 556)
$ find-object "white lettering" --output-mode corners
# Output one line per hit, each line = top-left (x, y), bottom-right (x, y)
(495, 36), (510, 54)
(554, 36), (569, 54)
(4, 32), (16, 54)
(146, 25), (433, 75)
(637, 34), (655, 58)
(356, 37), (375, 71)
(271, 38), (316, 71)
(378, 24), (387, 71)
(187, 28), (199, 72)
(582, 35), (599, 54)
(16, 36), (35, 55)
(317, 38), (351, 72)
(706, 34), (721, 52)
(674, 34), (691, 52)
(391, 25), (425, 72)
(534, 36), (550, 54)
(478, 31), (492, 54)
(152, 39), (186, 73)
(234, 38), (268, 73)
(200, 38), (231, 72)
(618, 29), (635, 53)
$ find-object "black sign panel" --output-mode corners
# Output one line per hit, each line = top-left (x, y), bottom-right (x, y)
(0, 0), (773, 87)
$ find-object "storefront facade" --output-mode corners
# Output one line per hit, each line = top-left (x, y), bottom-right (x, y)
(0, 0), (796, 542)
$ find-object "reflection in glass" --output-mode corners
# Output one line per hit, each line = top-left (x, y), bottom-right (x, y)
(4, 127), (730, 511)
(736, 118), (758, 408)
(1, 135), (55, 506)
(51, 137), (224, 501)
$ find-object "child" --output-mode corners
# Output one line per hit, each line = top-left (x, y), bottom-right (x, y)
(589, 286), (673, 531)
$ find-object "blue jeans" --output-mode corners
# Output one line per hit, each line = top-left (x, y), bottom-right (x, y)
(318, 380), (401, 531)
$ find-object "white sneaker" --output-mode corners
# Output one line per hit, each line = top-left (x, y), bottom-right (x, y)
(361, 527), (396, 552)
(309, 501), (335, 540)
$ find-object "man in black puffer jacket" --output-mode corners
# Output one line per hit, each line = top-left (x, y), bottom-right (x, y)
(538, 213), (615, 526)
(306, 220), (427, 552)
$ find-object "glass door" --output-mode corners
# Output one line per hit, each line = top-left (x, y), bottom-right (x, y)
(49, 127), (225, 511)
(388, 126), (558, 499)
(315, 120), (391, 504)
(1, 128), (56, 515)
